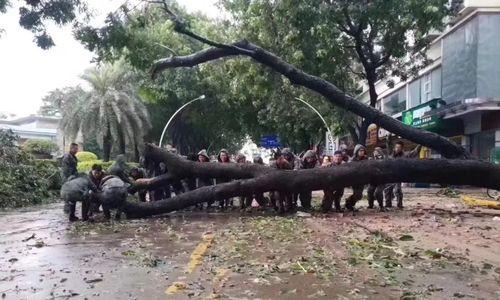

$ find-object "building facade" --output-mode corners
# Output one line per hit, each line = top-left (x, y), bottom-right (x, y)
(356, 1), (500, 160)
(0, 115), (63, 154)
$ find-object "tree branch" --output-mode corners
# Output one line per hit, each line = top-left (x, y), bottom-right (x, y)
(149, 9), (468, 159)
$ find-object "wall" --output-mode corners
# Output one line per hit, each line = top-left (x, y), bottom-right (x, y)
(442, 15), (478, 103)
(476, 14), (500, 100)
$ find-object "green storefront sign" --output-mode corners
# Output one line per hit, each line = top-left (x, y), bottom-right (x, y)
(402, 98), (446, 130)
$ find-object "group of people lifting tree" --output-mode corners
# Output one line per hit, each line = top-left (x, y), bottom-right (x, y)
(59, 138), (420, 221)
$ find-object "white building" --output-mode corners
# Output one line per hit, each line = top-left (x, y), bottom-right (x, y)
(355, 0), (500, 160)
(0, 115), (63, 153)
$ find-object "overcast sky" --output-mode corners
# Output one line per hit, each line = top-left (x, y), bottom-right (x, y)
(0, 0), (219, 118)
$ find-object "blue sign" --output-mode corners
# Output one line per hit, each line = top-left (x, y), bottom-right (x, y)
(260, 135), (281, 149)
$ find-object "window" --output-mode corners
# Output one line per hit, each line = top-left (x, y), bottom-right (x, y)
(470, 131), (495, 160)
(422, 72), (432, 102)
(383, 88), (406, 116)
(431, 68), (442, 100)
(408, 79), (421, 108)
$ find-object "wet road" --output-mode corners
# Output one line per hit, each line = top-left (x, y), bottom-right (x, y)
(1, 189), (499, 299)
(0, 203), (233, 299)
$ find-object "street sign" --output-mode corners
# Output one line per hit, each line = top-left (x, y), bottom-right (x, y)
(260, 135), (281, 149)
(325, 132), (335, 156)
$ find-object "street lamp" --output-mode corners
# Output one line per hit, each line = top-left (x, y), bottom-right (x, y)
(294, 97), (333, 141)
(158, 95), (206, 148)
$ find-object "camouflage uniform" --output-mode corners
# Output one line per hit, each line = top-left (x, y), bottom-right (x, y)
(216, 149), (232, 209)
(107, 155), (131, 184)
(345, 144), (368, 211)
(252, 156), (267, 207)
(60, 152), (78, 183)
(60, 175), (93, 221)
(367, 147), (387, 211)
(299, 150), (317, 210)
(384, 144), (422, 208)
(196, 150), (215, 207)
(129, 167), (147, 202)
(273, 148), (295, 213)
(97, 175), (129, 220)
(321, 159), (344, 212)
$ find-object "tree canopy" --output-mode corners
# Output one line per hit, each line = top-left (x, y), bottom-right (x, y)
(58, 60), (151, 161)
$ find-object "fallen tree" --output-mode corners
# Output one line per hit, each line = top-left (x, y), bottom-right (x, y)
(122, 144), (500, 218)
(118, 5), (500, 218)
(149, 7), (467, 159)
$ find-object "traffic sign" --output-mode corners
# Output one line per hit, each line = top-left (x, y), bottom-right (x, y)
(260, 135), (281, 149)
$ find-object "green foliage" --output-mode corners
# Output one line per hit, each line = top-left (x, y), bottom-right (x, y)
(38, 86), (87, 117)
(322, 0), (453, 84)
(75, 151), (98, 162)
(0, 130), (59, 208)
(73, 0), (455, 151)
(0, 0), (88, 49)
(74, 3), (343, 152)
(76, 159), (137, 173)
(59, 60), (152, 161)
(77, 159), (113, 173)
(22, 139), (58, 155)
(75, 6), (248, 153)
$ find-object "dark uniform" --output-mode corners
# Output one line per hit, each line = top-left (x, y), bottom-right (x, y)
(273, 148), (295, 213)
(97, 175), (128, 220)
(129, 167), (147, 202)
(299, 150), (317, 210)
(252, 156), (267, 207)
(235, 154), (253, 210)
(367, 147), (386, 211)
(384, 143), (422, 208)
(60, 176), (92, 222)
(345, 144), (368, 211)
(60, 152), (79, 215)
(216, 149), (233, 209)
(321, 152), (345, 212)
(107, 155), (131, 184)
(61, 152), (78, 183)
(196, 150), (214, 208)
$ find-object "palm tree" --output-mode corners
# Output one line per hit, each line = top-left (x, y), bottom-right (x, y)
(60, 60), (151, 161)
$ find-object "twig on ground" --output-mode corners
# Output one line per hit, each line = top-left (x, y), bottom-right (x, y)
(418, 208), (500, 217)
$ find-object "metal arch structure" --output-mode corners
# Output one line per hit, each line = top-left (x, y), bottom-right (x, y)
(294, 97), (333, 141)
(158, 95), (332, 150)
(158, 95), (206, 148)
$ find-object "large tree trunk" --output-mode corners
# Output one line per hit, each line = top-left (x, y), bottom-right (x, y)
(357, 119), (371, 146)
(122, 144), (500, 218)
(150, 35), (467, 158)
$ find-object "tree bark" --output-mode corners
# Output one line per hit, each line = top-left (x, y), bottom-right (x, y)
(102, 126), (112, 162)
(357, 119), (371, 146)
(150, 38), (467, 158)
(123, 145), (500, 218)
(117, 126), (126, 155)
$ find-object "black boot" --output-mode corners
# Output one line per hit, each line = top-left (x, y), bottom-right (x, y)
(333, 198), (343, 212)
(376, 198), (385, 211)
(397, 197), (403, 209)
(81, 200), (90, 221)
(367, 198), (374, 209)
(68, 203), (79, 222)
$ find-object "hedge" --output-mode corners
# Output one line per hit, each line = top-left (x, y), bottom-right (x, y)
(23, 139), (58, 155)
(77, 160), (113, 173)
(77, 160), (139, 173)
(76, 151), (98, 162)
